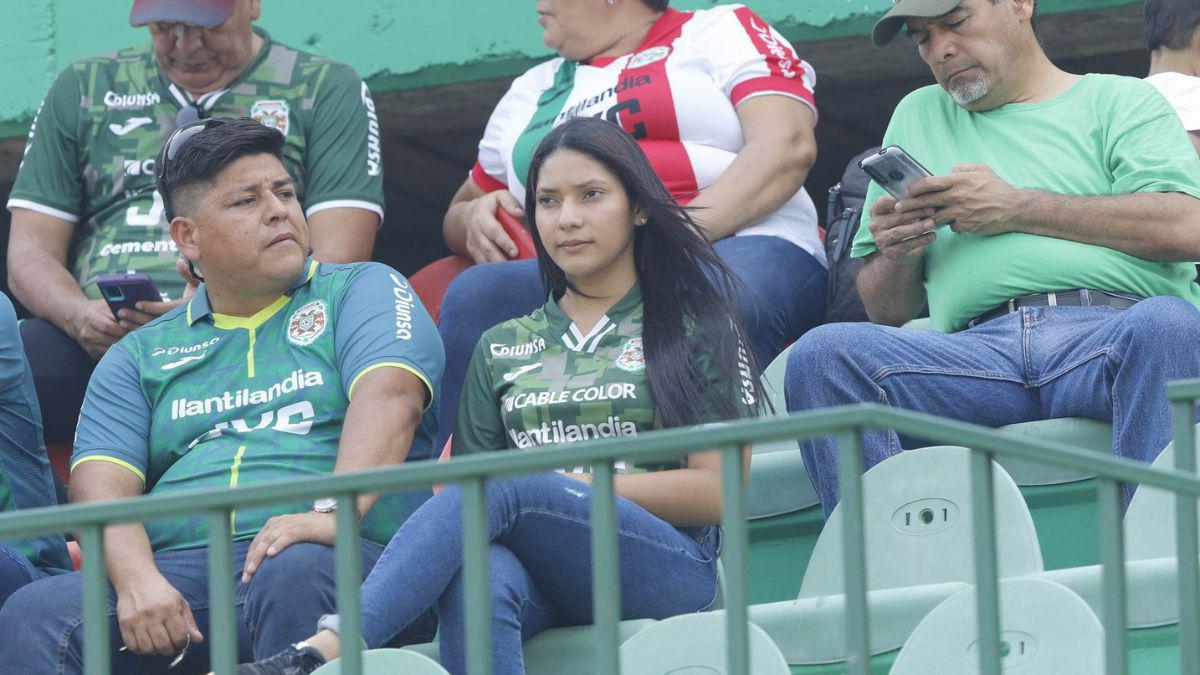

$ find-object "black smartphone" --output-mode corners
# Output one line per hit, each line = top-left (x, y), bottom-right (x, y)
(97, 273), (161, 320)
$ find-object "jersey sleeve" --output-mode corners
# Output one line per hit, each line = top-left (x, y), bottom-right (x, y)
(451, 339), (507, 455)
(71, 344), (151, 483)
(701, 6), (817, 117)
(1106, 80), (1200, 199)
(6, 66), (84, 222)
(471, 69), (541, 194)
(301, 63), (385, 222)
(334, 263), (444, 409)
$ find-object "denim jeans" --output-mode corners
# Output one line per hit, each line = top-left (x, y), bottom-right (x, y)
(784, 297), (1200, 516)
(0, 540), (436, 674)
(436, 235), (828, 451)
(351, 472), (720, 675)
(0, 541), (46, 607)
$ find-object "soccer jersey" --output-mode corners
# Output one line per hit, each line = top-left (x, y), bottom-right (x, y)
(471, 5), (824, 261)
(1148, 72), (1200, 131)
(454, 284), (755, 471)
(0, 293), (71, 573)
(8, 27), (384, 301)
(72, 259), (443, 553)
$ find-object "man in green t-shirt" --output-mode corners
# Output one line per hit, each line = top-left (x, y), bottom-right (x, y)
(785, 0), (1200, 515)
(6, 0), (385, 446)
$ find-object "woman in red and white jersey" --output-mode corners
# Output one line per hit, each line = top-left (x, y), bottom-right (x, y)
(437, 0), (826, 451)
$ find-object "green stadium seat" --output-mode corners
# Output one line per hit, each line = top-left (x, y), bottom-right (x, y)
(1123, 425), (1200, 562)
(993, 418), (1112, 485)
(618, 613), (790, 674)
(748, 344), (819, 519)
(799, 446), (1042, 598)
(403, 619), (658, 675)
(755, 446), (1042, 663)
(889, 578), (1103, 674)
(312, 648), (449, 675)
(910, 419), (1112, 486)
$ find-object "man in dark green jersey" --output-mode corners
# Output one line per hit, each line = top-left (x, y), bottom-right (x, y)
(6, 0), (386, 447)
(0, 118), (438, 673)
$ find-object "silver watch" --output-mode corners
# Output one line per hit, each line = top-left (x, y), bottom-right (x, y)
(312, 497), (338, 513)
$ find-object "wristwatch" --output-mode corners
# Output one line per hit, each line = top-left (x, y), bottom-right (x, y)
(312, 497), (338, 514)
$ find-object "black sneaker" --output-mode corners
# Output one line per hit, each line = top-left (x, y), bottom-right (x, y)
(236, 644), (326, 675)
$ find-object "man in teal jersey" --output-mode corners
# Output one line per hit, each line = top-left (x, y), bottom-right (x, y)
(0, 118), (439, 673)
(0, 292), (73, 605)
(6, 0), (385, 447)
(785, 0), (1200, 515)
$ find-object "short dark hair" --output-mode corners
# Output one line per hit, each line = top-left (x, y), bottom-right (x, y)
(156, 117), (285, 221)
(1144, 0), (1200, 52)
(640, 0), (669, 10)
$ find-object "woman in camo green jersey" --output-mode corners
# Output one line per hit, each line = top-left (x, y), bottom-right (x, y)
(239, 116), (765, 675)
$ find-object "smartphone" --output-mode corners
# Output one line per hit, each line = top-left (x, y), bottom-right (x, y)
(859, 145), (952, 239)
(97, 273), (161, 320)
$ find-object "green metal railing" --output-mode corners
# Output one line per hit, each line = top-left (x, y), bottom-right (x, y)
(1, 383), (1199, 674)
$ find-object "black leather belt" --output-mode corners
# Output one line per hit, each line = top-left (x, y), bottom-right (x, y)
(966, 289), (1143, 329)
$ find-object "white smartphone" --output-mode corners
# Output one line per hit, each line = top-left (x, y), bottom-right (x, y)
(858, 145), (952, 239)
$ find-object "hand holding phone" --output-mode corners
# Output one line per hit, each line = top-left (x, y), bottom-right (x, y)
(859, 146), (953, 241)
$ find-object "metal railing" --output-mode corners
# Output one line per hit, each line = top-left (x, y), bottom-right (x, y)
(0, 384), (1199, 674)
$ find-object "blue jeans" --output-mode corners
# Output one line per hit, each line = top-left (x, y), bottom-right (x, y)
(354, 472), (720, 675)
(0, 541), (46, 607)
(436, 235), (828, 451)
(0, 540), (436, 674)
(784, 298), (1200, 516)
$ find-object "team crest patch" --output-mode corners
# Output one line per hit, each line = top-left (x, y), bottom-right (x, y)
(288, 301), (327, 346)
(250, 100), (290, 135)
(627, 46), (671, 69)
(615, 338), (645, 372)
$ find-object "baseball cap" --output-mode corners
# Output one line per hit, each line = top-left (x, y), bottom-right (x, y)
(872, 0), (961, 47)
(130, 0), (237, 27)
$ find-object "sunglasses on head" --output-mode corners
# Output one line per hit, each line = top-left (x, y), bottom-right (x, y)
(156, 113), (230, 285)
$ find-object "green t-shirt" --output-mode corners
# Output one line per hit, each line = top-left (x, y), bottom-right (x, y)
(71, 260), (443, 552)
(852, 74), (1200, 332)
(453, 284), (755, 471)
(8, 27), (384, 301)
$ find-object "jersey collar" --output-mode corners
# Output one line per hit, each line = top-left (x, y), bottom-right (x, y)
(153, 26), (275, 108)
(544, 281), (642, 352)
(186, 257), (318, 326)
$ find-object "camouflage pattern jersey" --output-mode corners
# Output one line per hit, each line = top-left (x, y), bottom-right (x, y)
(453, 283), (756, 472)
(7, 27), (384, 301)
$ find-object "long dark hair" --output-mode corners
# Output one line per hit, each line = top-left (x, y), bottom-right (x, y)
(524, 116), (764, 428)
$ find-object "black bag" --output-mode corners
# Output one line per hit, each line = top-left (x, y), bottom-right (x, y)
(823, 147), (880, 323)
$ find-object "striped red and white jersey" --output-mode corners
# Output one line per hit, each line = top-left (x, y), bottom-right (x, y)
(471, 4), (824, 260)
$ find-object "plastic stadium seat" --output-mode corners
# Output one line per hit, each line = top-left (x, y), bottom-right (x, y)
(1123, 424), (1200, 561)
(46, 442), (71, 486)
(799, 446), (1043, 599)
(991, 418), (1111, 486)
(408, 255), (474, 325)
(403, 619), (657, 675)
(312, 648), (449, 674)
(68, 540), (81, 570)
(890, 578), (1103, 675)
(900, 317), (935, 331)
(409, 207), (537, 326)
(618, 613), (789, 675)
(747, 344), (819, 518)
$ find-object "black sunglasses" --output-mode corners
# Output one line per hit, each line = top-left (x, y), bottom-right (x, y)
(156, 114), (229, 284)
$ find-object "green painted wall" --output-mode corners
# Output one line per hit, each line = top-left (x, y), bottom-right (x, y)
(0, 0), (1138, 136)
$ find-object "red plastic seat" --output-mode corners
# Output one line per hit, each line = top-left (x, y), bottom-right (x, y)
(409, 208), (537, 325)
(68, 540), (82, 570)
(46, 443), (71, 486)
